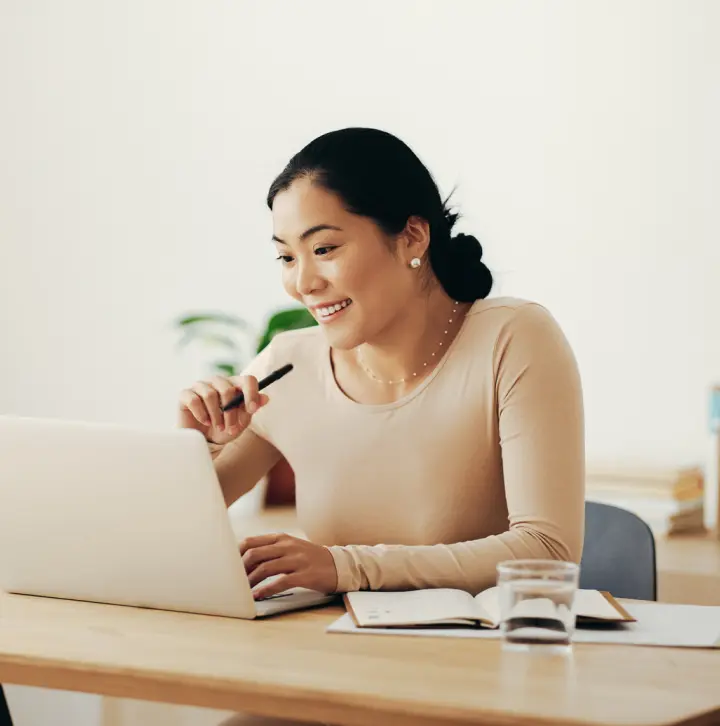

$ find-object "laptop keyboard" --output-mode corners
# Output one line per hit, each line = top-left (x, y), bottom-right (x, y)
(254, 587), (337, 617)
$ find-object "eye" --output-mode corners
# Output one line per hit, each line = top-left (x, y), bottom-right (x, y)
(314, 245), (336, 256)
(275, 254), (294, 264)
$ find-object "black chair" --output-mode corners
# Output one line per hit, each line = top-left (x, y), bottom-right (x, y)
(0, 686), (12, 726)
(579, 500), (657, 601)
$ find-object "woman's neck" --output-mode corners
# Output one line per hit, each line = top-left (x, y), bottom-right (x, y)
(354, 289), (470, 387)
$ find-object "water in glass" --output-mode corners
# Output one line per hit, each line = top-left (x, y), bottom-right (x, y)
(496, 560), (579, 651)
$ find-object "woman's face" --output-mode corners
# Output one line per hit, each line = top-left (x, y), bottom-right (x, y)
(271, 177), (418, 350)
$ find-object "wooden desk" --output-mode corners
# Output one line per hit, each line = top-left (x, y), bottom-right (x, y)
(1, 507), (718, 726)
(0, 589), (719, 726)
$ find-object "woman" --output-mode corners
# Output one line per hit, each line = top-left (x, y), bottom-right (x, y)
(179, 126), (585, 611)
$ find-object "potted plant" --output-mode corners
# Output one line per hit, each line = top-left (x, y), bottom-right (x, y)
(174, 306), (317, 507)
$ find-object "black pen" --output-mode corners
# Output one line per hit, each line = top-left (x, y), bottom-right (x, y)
(221, 363), (294, 412)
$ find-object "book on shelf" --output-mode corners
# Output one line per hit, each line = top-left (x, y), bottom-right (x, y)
(585, 463), (705, 535)
(585, 463), (703, 484)
(343, 586), (635, 630)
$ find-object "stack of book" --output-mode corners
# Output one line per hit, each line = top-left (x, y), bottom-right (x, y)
(585, 464), (705, 536)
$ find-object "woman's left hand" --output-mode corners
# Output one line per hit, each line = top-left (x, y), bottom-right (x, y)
(239, 533), (339, 600)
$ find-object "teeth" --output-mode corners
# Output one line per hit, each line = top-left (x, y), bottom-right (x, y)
(317, 300), (351, 317)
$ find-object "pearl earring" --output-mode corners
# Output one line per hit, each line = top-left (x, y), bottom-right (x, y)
(409, 257), (422, 269)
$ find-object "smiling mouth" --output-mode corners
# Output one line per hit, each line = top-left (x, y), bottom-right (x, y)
(314, 299), (352, 321)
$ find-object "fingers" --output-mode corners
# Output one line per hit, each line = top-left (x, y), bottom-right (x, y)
(247, 557), (300, 589)
(253, 573), (299, 601)
(239, 534), (295, 591)
(242, 543), (283, 574)
(208, 376), (243, 432)
(178, 389), (211, 427)
(236, 374), (260, 415)
(179, 380), (226, 432)
(212, 374), (265, 432)
(179, 373), (270, 438)
(193, 381), (225, 430)
(239, 534), (336, 599)
(239, 533), (281, 556)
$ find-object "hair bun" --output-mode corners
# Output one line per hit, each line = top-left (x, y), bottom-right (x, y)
(429, 232), (493, 302)
(451, 233), (484, 261)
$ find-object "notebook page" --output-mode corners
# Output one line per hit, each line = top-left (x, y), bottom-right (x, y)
(346, 588), (478, 626)
(474, 587), (626, 625)
(573, 589), (627, 620)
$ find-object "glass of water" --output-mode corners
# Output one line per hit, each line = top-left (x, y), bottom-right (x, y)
(496, 560), (580, 651)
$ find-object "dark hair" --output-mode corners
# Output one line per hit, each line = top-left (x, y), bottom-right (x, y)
(266, 127), (493, 303)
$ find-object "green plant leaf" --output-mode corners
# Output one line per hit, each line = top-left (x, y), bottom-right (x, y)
(213, 362), (237, 377)
(175, 312), (250, 330)
(257, 307), (317, 353)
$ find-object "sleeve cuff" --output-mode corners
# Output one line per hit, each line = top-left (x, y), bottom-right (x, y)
(326, 546), (359, 593)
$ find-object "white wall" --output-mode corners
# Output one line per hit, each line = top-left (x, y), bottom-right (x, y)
(2, 0), (719, 465)
(0, 1), (719, 723)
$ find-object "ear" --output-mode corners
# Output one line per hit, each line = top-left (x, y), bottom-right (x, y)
(397, 216), (431, 263)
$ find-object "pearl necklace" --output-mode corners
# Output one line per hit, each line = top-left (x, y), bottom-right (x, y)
(356, 301), (461, 385)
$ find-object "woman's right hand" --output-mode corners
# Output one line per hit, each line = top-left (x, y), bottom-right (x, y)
(178, 375), (269, 446)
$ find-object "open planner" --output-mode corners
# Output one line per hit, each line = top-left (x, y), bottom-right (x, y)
(344, 585), (635, 629)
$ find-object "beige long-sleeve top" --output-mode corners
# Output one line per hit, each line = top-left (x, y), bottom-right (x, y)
(238, 296), (585, 595)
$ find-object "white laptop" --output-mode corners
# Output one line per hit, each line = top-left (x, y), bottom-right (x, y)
(0, 415), (336, 619)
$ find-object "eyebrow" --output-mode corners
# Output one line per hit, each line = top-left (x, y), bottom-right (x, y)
(272, 224), (342, 244)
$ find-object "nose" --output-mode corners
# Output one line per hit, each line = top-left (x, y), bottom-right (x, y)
(294, 257), (326, 298)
